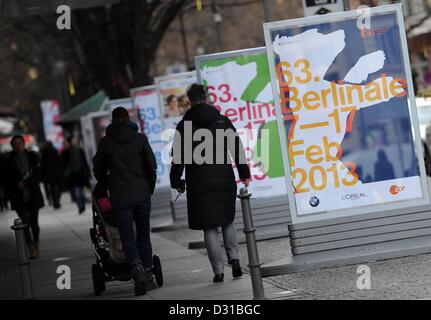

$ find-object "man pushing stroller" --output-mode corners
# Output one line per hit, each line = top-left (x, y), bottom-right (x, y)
(93, 107), (157, 296)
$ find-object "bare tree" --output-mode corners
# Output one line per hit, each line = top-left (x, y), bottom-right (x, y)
(72, 0), (188, 98)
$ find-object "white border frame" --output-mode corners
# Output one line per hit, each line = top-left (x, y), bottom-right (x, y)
(263, 4), (430, 224)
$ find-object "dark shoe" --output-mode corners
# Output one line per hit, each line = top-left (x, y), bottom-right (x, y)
(213, 273), (224, 283)
(143, 272), (157, 291)
(231, 259), (243, 278)
(28, 244), (38, 259)
(131, 264), (147, 296)
(34, 241), (40, 258)
(134, 281), (147, 296)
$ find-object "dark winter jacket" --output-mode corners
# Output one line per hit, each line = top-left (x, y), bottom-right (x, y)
(62, 147), (90, 188)
(41, 145), (63, 183)
(170, 103), (250, 230)
(3, 150), (45, 211)
(93, 122), (157, 203)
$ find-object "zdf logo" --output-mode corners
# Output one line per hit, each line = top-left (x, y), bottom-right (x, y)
(390, 185), (405, 195)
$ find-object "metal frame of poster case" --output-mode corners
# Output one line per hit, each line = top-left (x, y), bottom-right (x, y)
(263, 4), (431, 224)
(194, 47), (266, 84)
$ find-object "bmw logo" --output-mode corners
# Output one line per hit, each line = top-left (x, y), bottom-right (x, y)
(309, 196), (320, 207)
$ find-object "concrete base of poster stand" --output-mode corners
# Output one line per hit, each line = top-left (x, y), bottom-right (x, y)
(151, 199), (188, 233)
(187, 196), (291, 250)
(151, 221), (186, 233)
(188, 239), (206, 249)
(150, 187), (173, 217)
(235, 196), (291, 244)
(150, 188), (184, 233)
(261, 234), (431, 276)
(261, 204), (431, 276)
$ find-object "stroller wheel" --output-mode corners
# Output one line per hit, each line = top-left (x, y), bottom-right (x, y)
(91, 264), (106, 296)
(153, 255), (163, 287)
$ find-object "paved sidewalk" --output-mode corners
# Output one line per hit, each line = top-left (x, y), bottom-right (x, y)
(1, 200), (297, 300)
(0, 209), (21, 299)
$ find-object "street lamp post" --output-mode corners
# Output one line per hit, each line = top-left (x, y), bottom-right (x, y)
(343, 0), (350, 11)
(211, 0), (223, 51)
(179, 12), (191, 69)
(262, 0), (272, 22)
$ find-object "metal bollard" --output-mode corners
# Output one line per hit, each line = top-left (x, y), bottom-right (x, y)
(238, 188), (266, 300)
(10, 219), (35, 300)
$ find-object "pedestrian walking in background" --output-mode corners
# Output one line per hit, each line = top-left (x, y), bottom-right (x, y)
(170, 84), (250, 283)
(422, 140), (431, 176)
(93, 107), (158, 296)
(62, 136), (90, 214)
(41, 141), (63, 209)
(3, 135), (44, 258)
(0, 152), (9, 212)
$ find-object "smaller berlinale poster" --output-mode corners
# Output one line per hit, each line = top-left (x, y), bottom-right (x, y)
(196, 48), (287, 198)
(132, 86), (170, 188)
(40, 99), (64, 151)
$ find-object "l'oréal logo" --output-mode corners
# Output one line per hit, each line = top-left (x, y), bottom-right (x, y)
(342, 192), (367, 200)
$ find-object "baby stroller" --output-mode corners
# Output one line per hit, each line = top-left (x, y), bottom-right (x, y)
(89, 183), (163, 296)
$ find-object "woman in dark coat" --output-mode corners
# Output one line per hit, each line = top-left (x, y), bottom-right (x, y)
(4, 135), (44, 258)
(170, 84), (250, 283)
(62, 136), (90, 214)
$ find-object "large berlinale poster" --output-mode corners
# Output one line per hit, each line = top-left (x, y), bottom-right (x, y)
(40, 99), (64, 151)
(264, 4), (430, 222)
(80, 114), (95, 171)
(195, 48), (287, 198)
(131, 86), (170, 188)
